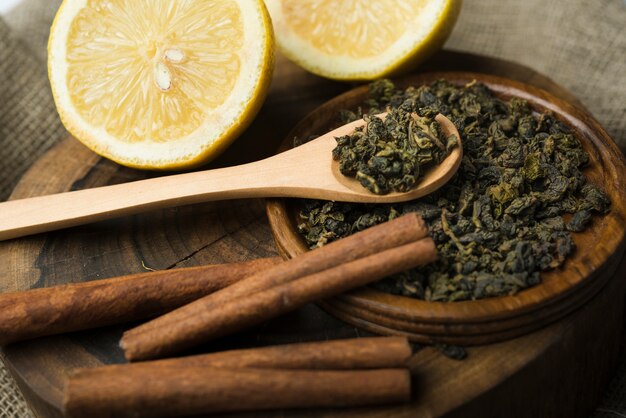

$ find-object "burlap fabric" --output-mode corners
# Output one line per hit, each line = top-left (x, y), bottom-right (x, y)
(0, 0), (624, 416)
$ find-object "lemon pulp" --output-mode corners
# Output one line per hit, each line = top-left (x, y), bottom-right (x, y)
(49, 0), (274, 169)
(283, 0), (429, 58)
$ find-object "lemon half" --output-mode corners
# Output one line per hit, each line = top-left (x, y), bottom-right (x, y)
(265, 0), (460, 81)
(49, 0), (274, 169)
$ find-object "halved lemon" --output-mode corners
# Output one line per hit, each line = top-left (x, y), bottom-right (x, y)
(48, 0), (274, 170)
(265, 0), (461, 81)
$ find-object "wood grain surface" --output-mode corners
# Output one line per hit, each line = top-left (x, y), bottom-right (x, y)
(266, 72), (626, 345)
(0, 51), (624, 418)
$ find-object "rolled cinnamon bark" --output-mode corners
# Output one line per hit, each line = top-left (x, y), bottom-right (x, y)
(124, 213), (428, 338)
(122, 237), (437, 360)
(64, 367), (411, 418)
(75, 337), (412, 374)
(0, 257), (281, 346)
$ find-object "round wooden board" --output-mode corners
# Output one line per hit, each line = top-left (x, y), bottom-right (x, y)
(1, 51), (625, 418)
(265, 72), (626, 345)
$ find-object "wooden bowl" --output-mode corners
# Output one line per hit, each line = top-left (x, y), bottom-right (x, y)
(266, 72), (626, 345)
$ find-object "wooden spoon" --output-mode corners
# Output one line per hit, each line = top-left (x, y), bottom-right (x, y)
(0, 114), (461, 241)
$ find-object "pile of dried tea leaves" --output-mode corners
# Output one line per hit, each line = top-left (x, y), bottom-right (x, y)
(297, 79), (611, 302)
(332, 109), (457, 194)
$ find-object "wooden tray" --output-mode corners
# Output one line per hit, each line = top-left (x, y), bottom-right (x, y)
(265, 72), (626, 345)
(1, 51), (625, 418)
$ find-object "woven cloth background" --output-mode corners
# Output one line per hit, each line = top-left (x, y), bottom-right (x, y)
(0, 0), (624, 416)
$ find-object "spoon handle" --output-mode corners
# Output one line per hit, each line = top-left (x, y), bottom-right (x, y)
(0, 113), (462, 241)
(0, 158), (284, 241)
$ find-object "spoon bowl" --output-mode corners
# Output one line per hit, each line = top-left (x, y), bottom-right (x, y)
(328, 113), (462, 203)
(0, 114), (461, 240)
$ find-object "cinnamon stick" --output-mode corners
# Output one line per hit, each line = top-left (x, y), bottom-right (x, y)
(124, 213), (427, 342)
(75, 337), (412, 375)
(64, 367), (411, 418)
(0, 257), (281, 346)
(122, 236), (437, 360)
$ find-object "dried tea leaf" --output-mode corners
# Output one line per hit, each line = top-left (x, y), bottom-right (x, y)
(297, 79), (611, 302)
(332, 108), (457, 195)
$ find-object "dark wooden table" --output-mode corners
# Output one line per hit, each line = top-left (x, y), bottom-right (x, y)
(1, 50), (624, 418)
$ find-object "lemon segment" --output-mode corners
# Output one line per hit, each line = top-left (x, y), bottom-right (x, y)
(265, 0), (461, 81)
(49, 0), (274, 169)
